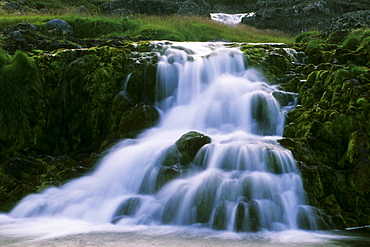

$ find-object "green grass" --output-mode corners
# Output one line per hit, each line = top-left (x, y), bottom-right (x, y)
(0, 14), (293, 43)
(124, 15), (293, 43)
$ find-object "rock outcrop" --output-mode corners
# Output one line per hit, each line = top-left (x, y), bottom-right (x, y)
(242, 0), (370, 34)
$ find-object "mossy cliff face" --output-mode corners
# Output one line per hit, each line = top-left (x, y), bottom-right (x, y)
(0, 44), (159, 211)
(277, 43), (370, 229)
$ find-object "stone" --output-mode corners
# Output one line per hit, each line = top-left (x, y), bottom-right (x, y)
(175, 131), (212, 160)
(75, 5), (90, 15)
(155, 131), (211, 190)
(45, 19), (74, 37)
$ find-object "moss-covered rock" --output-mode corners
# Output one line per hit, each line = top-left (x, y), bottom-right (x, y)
(155, 131), (211, 190)
(241, 44), (298, 84)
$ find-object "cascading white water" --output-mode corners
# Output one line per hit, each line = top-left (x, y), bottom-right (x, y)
(8, 42), (318, 232)
(210, 13), (255, 25)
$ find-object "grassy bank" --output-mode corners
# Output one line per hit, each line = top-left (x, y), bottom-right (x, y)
(0, 14), (293, 43)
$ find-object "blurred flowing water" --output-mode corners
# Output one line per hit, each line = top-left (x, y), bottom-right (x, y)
(2, 42), (369, 246)
(210, 13), (254, 25)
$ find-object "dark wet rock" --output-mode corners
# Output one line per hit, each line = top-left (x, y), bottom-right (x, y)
(3, 157), (45, 180)
(195, 174), (221, 223)
(212, 200), (227, 230)
(155, 131), (211, 190)
(175, 131), (212, 160)
(2, 0), (27, 14)
(0, 155), (92, 212)
(116, 103), (159, 138)
(112, 197), (141, 223)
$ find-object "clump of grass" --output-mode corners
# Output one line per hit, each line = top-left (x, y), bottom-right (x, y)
(64, 16), (133, 38)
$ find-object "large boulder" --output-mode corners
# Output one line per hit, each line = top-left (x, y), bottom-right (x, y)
(175, 131), (212, 160)
(45, 19), (74, 37)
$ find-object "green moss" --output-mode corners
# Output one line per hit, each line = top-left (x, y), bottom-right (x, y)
(357, 36), (370, 53)
(342, 34), (361, 51)
(333, 68), (349, 85)
(305, 39), (325, 63)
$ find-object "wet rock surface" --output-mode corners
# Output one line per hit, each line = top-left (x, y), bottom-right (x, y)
(155, 131), (211, 190)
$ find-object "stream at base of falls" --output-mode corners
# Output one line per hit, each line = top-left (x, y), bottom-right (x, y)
(0, 217), (369, 247)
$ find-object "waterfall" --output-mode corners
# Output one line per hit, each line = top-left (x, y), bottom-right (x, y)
(210, 13), (255, 25)
(8, 42), (318, 232)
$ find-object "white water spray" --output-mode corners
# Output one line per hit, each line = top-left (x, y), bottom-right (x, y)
(8, 42), (318, 232)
